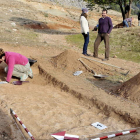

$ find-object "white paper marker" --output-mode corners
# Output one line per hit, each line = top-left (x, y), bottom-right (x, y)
(73, 71), (83, 76)
(91, 122), (107, 130)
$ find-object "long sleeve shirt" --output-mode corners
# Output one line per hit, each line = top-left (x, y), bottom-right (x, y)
(80, 16), (89, 34)
(98, 16), (113, 34)
(124, 18), (132, 26)
(5, 52), (28, 82)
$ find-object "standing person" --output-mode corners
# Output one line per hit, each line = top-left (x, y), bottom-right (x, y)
(0, 48), (33, 83)
(123, 17), (133, 27)
(93, 9), (113, 61)
(138, 12), (140, 26)
(80, 8), (90, 56)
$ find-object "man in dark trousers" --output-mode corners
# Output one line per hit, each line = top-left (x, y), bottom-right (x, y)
(138, 12), (140, 26)
(93, 9), (113, 61)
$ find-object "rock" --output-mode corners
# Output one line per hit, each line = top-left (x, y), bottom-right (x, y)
(13, 29), (17, 31)
(131, 33), (135, 35)
(9, 9), (12, 12)
(11, 22), (16, 27)
(113, 55), (117, 58)
(119, 80), (123, 83)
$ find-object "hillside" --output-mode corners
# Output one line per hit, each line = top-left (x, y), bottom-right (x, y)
(0, 0), (140, 140)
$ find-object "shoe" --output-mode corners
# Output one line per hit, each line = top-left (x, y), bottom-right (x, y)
(28, 68), (33, 79)
(102, 58), (109, 61)
(83, 53), (91, 56)
(20, 74), (28, 81)
(28, 58), (37, 66)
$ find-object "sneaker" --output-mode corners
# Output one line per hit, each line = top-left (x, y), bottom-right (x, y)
(28, 68), (33, 79)
(20, 74), (28, 81)
(83, 53), (91, 56)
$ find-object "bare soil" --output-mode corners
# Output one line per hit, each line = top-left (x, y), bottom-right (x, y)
(0, 0), (140, 140)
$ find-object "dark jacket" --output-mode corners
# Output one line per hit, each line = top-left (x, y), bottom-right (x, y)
(98, 16), (113, 34)
(138, 13), (140, 20)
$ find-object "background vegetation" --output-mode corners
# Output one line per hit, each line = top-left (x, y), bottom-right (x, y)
(66, 27), (140, 63)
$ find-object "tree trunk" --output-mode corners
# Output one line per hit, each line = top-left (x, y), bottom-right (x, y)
(119, 3), (125, 20)
(128, 0), (132, 18)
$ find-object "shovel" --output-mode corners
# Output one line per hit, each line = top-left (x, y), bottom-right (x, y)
(12, 81), (29, 85)
(81, 56), (129, 76)
(78, 59), (108, 78)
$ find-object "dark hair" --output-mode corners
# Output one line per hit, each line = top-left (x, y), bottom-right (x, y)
(0, 48), (5, 59)
(81, 13), (88, 19)
(102, 9), (108, 14)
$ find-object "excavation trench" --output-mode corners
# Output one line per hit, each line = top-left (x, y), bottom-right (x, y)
(38, 64), (140, 126)
(36, 63), (140, 139)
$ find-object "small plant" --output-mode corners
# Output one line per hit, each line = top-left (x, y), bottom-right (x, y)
(44, 13), (49, 17)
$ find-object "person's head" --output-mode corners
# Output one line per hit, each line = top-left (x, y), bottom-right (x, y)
(81, 8), (88, 18)
(0, 48), (5, 61)
(102, 9), (108, 18)
(82, 8), (88, 14)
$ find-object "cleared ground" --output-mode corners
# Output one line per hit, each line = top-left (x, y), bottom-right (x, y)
(0, 0), (140, 140)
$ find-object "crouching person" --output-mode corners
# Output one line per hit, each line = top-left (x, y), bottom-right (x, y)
(0, 48), (33, 83)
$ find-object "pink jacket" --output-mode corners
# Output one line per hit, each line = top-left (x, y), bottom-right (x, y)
(5, 52), (28, 82)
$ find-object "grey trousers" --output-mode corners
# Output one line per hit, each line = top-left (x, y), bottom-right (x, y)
(5, 62), (30, 78)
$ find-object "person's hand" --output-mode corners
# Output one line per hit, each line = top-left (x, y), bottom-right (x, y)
(0, 81), (9, 84)
(84, 33), (88, 37)
(92, 26), (97, 31)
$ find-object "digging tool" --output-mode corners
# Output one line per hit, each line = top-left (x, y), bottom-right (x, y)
(81, 56), (129, 76)
(81, 56), (125, 69)
(78, 59), (108, 78)
(12, 81), (29, 85)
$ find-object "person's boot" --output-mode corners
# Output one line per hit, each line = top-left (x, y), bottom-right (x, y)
(82, 53), (91, 56)
(102, 58), (109, 61)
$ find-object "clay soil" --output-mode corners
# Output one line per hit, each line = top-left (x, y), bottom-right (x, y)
(1, 45), (140, 140)
(0, 0), (140, 140)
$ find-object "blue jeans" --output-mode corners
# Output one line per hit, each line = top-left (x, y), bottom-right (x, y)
(123, 20), (129, 27)
(82, 32), (89, 54)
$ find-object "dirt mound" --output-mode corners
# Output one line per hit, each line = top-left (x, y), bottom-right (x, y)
(50, 49), (84, 72)
(115, 72), (140, 103)
(50, 50), (114, 76)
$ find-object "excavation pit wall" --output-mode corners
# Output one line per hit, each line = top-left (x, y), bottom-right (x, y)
(38, 64), (140, 127)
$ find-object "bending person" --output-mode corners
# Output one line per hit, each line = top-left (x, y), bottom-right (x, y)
(80, 8), (90, 56)
(0, 48), (33, 83)
(123, 17), (133, 27)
